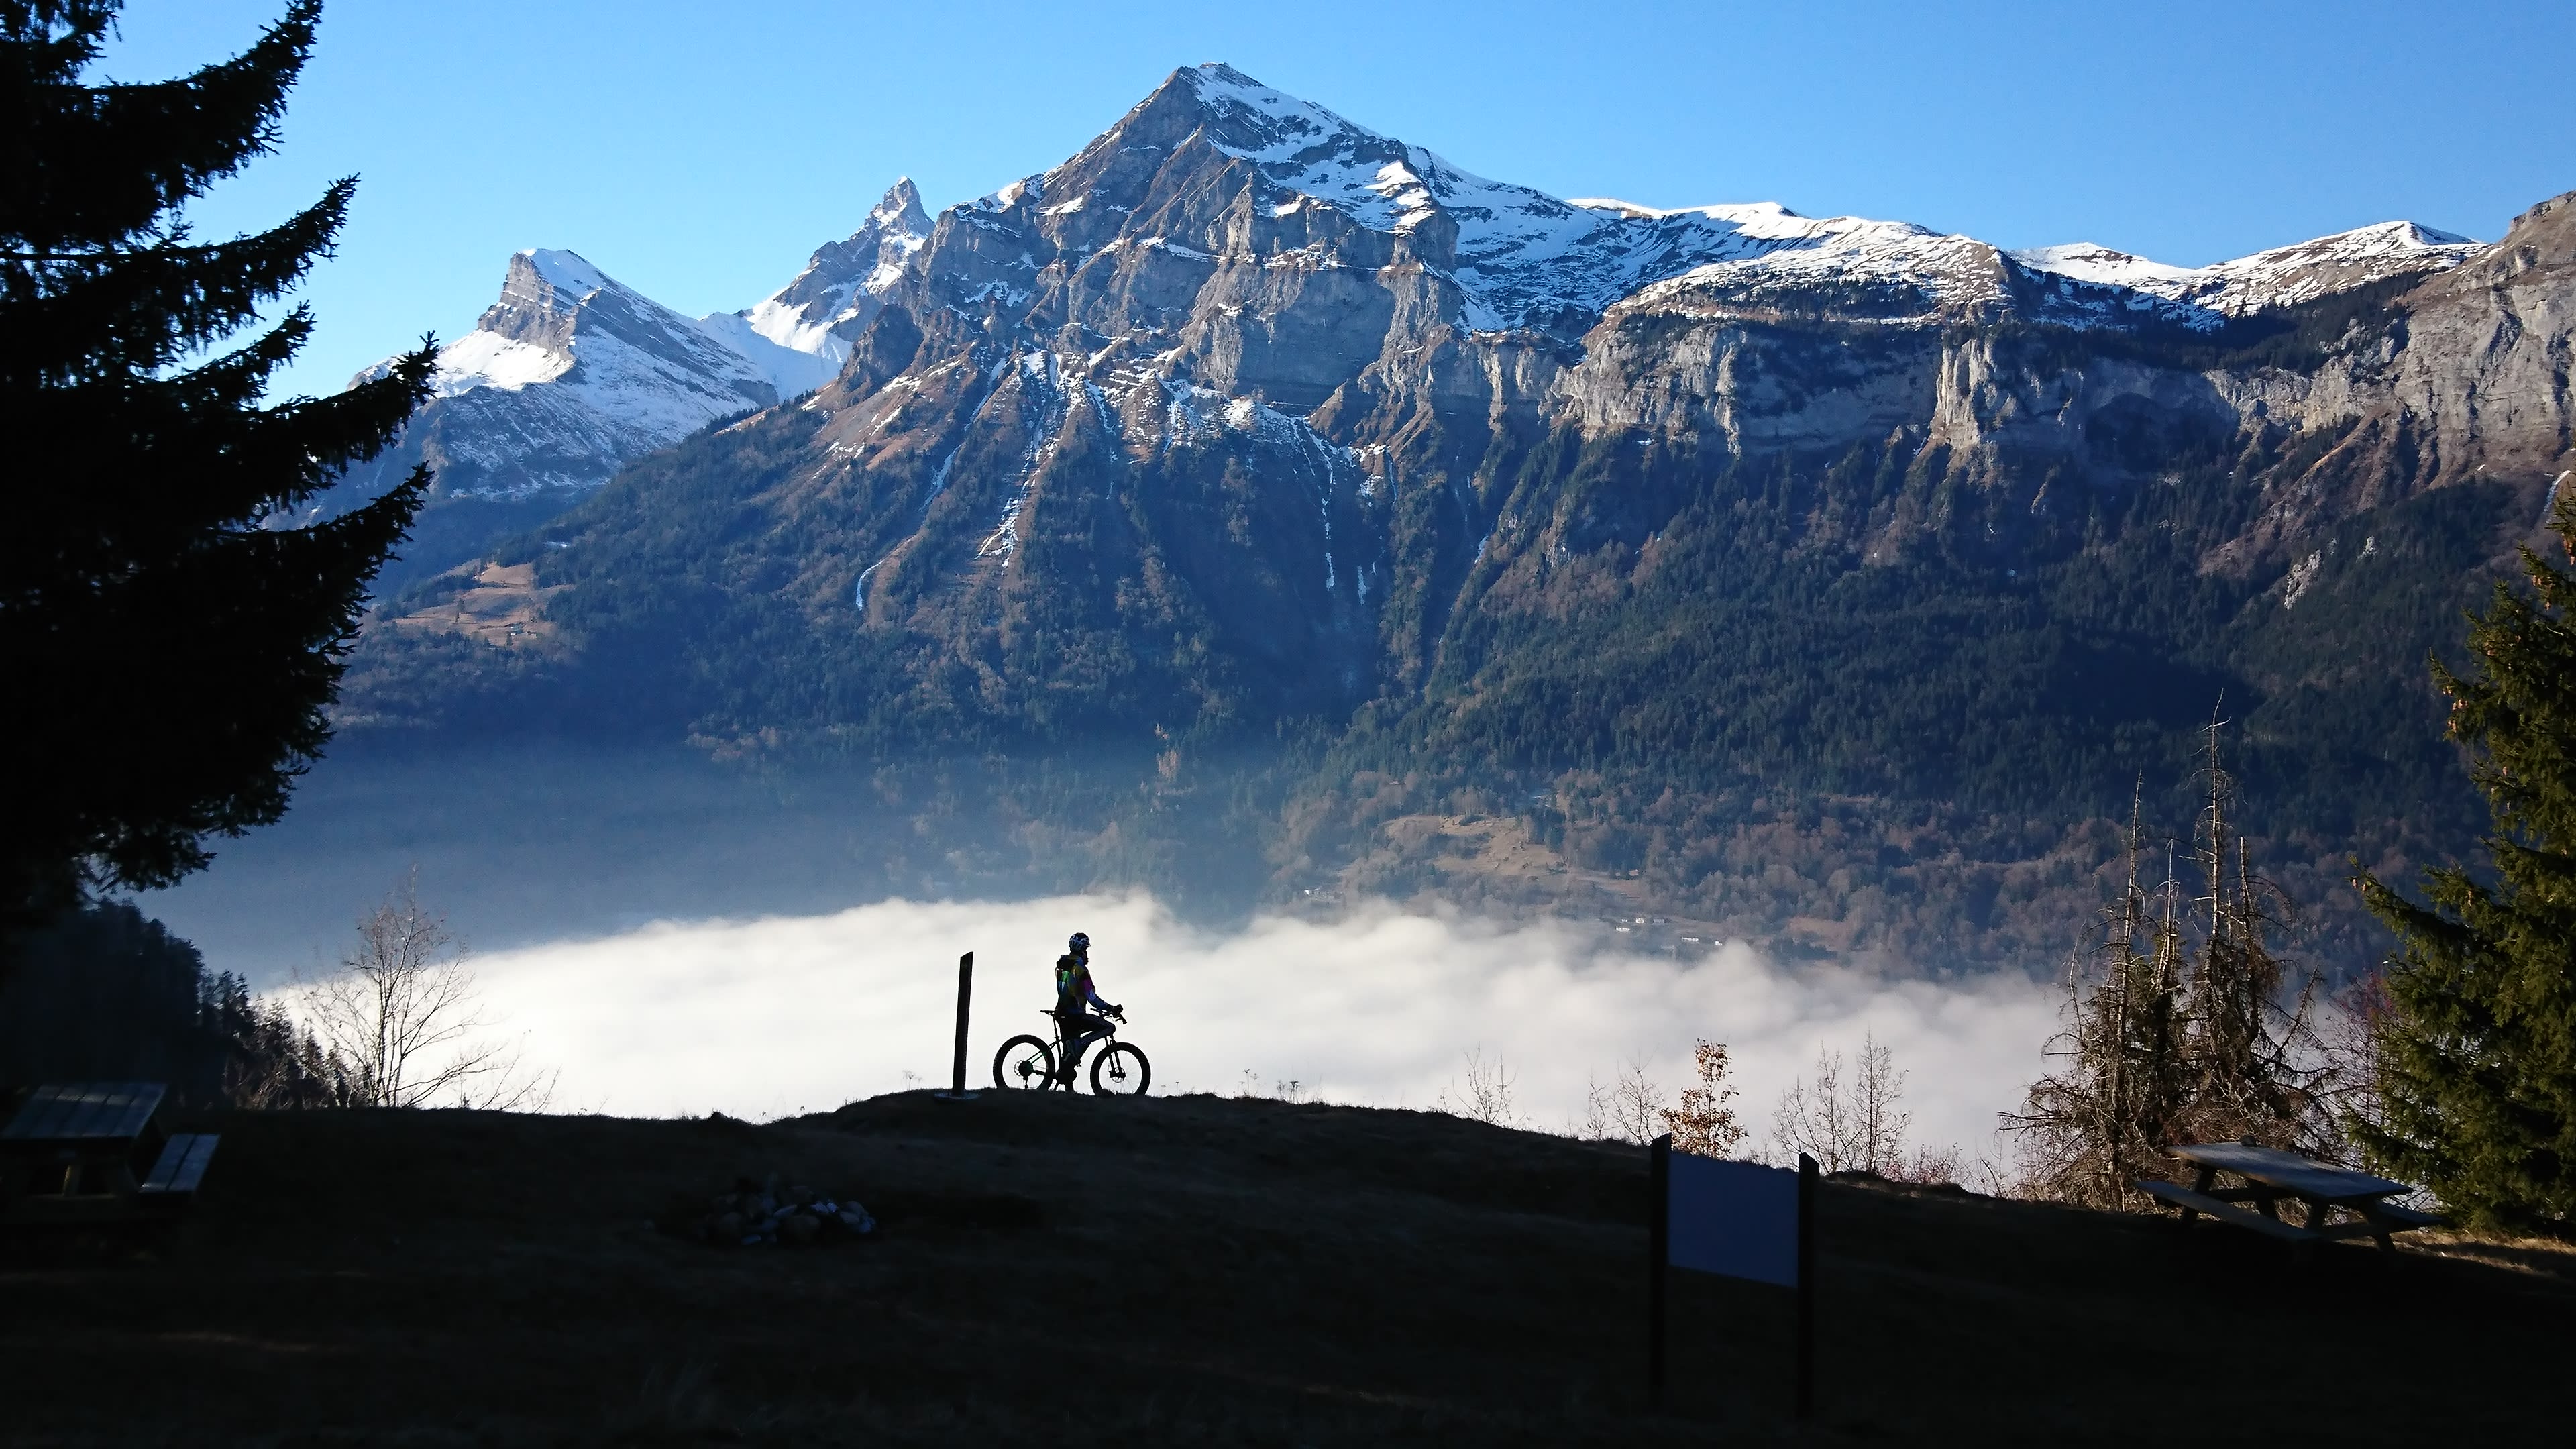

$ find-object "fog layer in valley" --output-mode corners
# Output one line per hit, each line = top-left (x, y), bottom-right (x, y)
(141, 746), (2061, 1157)
(470, 894), (2058, 1159)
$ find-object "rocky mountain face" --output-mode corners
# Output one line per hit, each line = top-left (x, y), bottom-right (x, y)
(321, 182), (930, 593)
(349, 65), (2576, 969)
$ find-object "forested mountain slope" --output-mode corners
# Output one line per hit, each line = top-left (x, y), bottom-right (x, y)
(343, 66), (2576, 972)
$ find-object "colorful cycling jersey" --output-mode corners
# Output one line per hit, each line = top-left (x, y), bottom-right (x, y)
(1055, 953), (1108, 1014)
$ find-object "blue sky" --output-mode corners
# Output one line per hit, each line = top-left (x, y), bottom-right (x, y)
(101, 0), (2573, 400)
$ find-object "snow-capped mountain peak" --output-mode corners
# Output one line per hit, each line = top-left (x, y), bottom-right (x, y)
(1163, 64), (1669, 326)
(2008, 241), (2206, 290)
(2011, 219), (2481, 318)
(409, 171), (937, 423)
(328, 180), (945, 588)
(416, 248), (624, 401)
(340, 62), (2505, 600)
(519, 247), (613, 301)
(1104, 68), (2163, 335)
(434, 248), (767, 407)
(865, 178), (930, 236)
(1108, 66), (2486, 336)
(716, 178), (930, 376)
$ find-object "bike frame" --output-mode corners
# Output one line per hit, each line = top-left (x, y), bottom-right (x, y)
(1043, 1011), (1128, 1090)
(1049, 1010), (1120, 1051)
(996, 1010), (1144, 1095)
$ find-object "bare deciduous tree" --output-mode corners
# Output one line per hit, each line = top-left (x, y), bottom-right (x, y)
(1770, 1032), (1911, 1174)
(1581, 1053), (1666, 1143)
(297, 873), (555, 1110)
(1888, 1142), (1964, 1185)
(1443, 1044), (1523, 1128)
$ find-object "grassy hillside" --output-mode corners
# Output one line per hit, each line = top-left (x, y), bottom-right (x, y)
(5, 1094), (2567, 1445)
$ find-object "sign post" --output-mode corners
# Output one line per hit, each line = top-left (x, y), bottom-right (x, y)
(935, 951), (977, 1100)
(1649, 1135), (1670, 1409)
(1796, 1151), (1816, 1419)
(1648, 1134), (1815, 1419)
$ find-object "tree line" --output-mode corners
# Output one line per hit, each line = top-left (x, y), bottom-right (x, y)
(1524, 490), (2576, 1236)
(2008, 498), (2576, 1235)
(0, 901), (340, 1107)
(1, 874), (553, 1112)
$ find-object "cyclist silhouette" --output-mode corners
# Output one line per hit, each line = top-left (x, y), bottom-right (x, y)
(1051, 931), (1122, 1084)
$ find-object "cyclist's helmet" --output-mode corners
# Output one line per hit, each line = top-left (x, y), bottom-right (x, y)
(1068, 931), (1090, 953)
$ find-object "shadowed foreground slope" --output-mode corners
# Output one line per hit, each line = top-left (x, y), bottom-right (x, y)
(4, 1093), (2566, 1445)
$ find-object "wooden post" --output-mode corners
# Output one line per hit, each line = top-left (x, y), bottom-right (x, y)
(1649, 1133), (1670, 1411)
(1796, 1152), (1817, 1420)
(937, 951), (977, 1100)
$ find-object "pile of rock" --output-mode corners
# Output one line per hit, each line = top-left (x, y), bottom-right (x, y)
(667, 1175), (875, 1246)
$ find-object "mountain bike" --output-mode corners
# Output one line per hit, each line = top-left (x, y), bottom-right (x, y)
(992, 1009), (1151, 1096)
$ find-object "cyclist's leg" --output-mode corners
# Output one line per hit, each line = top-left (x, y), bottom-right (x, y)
(1050, 1012), (1089, 1082)
(1060, 1014), (1108, 1079)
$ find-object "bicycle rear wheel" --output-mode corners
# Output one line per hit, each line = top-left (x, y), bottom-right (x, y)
(994, 1034), (1057, 1091)
(1089, 1042), (1150, 1097)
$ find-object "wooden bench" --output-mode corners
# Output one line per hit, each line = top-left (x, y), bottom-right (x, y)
(138, 1133), (221, 1199)
(1, 1083), (218, 1225)
(2135, 1177), (2316, 1242)
(2366, 1200), (2446, 1232)
(2137, 1141), (2445, 1258)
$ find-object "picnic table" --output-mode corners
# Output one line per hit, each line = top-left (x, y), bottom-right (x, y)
(2135, 1140), (2441, 1256)
(0, 1083), (219, 1224)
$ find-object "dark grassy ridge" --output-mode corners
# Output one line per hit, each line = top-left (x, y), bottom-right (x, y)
(5, 1094), (2566, 1445)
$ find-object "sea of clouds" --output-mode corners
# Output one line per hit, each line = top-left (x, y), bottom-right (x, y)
(464, 893), (2061, 1160)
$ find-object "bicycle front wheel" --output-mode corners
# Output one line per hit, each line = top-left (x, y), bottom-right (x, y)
(994, 1034), (1057, 1091)
(1089, 1042), (1151, 1097)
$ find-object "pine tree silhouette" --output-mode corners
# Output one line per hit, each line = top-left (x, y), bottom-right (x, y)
(2356, 494), (2576, 1234)
(1, 1), (435, 930)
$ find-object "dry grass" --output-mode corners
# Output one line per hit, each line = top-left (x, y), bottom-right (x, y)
(2, 1092), (2565, 1445)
